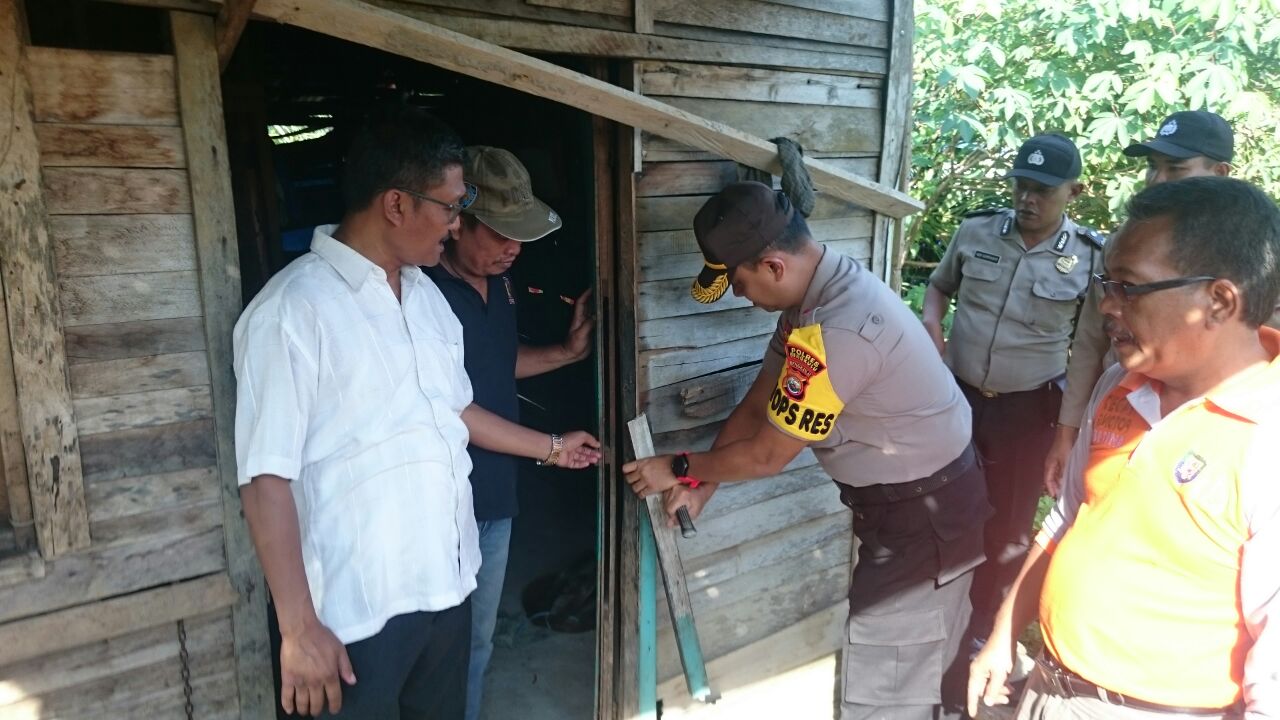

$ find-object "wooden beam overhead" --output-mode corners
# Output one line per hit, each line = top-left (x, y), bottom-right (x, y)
(215, 0), (256, 70)
(249, 0), (923, 218)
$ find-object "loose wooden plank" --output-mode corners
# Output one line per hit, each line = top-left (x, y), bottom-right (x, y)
(628, 414), (713, 702)
(0, 524), (226, 624)
(0, 572), (237, 667)
(53, 215), (198, 283)
(65, 317), (208, 363)
(638, 61), (883, 108)
(375, 1), (889, 75)
(0, 0), (91, 558)
(59, 271), (202, 327)
(645, 97), (882, 157)
(0, 610), (230, 705)
(656, 600), (847, 702)
(646, 365), (757, 435)
(652, 0), (888, 48)
(253, 0), (921, 217)
(24, 46), (179, 126)
(42, 167), (192, 215)
(34, 123), (187, 168)
(79, 418), (217, 484)
(69, 351), (210, 399)
(171, 11), (273, 718)
(72, 385), (214, 435)
(87, 466), (219, 522)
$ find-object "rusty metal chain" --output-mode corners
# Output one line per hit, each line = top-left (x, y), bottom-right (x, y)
(177, 619), (195, 720)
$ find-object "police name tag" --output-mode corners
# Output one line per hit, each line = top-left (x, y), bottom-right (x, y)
(1056, 255), (1078, 274)
(975, 251), (1001, 264)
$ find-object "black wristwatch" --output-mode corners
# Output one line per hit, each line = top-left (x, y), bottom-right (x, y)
(670, 453), (689, 478)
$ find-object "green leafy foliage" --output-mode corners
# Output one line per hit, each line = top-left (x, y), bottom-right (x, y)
(906, 0), (1280, 289)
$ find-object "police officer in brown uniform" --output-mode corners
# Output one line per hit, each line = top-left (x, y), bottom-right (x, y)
(1040, 111), (1275, 495)
(921, 134), (1102, 649)
(624, 182), (991, 720)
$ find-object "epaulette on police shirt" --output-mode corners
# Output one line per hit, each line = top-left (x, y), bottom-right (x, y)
(1076, 226), (1106, 249)
(963, 207), (1005, 218)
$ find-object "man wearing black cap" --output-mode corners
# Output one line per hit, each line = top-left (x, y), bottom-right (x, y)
(1041, 111), (1263, 498)
(624, 182), (990, 720)
(921, 133), (1103, 652)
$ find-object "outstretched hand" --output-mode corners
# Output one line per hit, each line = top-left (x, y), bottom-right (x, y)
(561, 289), (595, 362)
(622, 455), (679, 498)
(557, 430), (602, 469)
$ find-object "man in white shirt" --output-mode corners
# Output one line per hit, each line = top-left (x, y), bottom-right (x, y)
(234, 105), (600, 719)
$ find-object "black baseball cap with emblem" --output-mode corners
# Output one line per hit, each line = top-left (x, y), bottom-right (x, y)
(690, 182), (795, 304)
(1005, 133), (1082, 187)
(1123, 111), (1234, 162)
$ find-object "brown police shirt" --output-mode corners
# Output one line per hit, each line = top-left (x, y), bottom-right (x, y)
(762, 248), (971, 486)
(930, 209), (1102, 394)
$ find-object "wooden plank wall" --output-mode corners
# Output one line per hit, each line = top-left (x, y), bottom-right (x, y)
(0, 44), (241, 717)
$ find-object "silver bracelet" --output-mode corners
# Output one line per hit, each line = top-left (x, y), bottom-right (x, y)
(537, 433), (564, 466)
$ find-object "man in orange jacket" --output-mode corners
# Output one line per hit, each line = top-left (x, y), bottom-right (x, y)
(968, 176), (1280, 720)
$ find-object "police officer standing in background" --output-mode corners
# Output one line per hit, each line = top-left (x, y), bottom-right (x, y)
(625, 182), (991, 720)
(921, 134), (1102, 651)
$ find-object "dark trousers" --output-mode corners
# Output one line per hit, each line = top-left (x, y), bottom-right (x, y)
(837, 450), (992, 720)
(958, 380), (1062, 642)
(271, 600), (472, 720)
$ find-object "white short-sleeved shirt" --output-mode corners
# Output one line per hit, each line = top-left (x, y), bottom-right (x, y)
(233, 225), (480, 644)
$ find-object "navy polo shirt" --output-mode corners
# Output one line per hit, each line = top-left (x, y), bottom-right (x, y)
(425, 266), (520, 521)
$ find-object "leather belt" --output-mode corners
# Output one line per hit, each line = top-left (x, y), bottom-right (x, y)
(1036, 653), (1241, 716)
(837, 443), (975, 506)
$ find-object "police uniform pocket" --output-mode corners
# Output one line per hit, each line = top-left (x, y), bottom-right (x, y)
(924, 463), (992, 585)
(1027, 276), (1085, 330)
(960, 260), (1001, 283)
(842, 608), (948, 706)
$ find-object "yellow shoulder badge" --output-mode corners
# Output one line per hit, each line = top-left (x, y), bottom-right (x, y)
(766, 324), (845, 442)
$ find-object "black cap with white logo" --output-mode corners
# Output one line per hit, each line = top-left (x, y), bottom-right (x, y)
(1005, 134), (1082, 187)
(1123, 111), (1234, 162)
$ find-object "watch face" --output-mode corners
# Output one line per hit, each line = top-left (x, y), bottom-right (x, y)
(671, 454), (689, 477)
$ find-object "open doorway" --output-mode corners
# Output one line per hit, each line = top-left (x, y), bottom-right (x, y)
(223, 24), (604, 720)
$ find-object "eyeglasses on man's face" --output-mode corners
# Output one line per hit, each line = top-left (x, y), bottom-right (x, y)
(1091, 273), (1216, 304)
(397, 182), (476, 222)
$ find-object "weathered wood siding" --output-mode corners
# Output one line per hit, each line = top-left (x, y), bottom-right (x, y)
(0, 43), (242, 718)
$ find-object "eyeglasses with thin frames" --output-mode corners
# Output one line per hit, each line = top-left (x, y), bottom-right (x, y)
(397, 183), (474, 222)
(1091, 273), (1216, 303)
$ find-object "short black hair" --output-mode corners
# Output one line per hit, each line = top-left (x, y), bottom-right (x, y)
(1123, 176), (1280, 327)
(340, 103), (465, 212)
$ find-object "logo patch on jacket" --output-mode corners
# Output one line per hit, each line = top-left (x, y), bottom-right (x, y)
(767, 324), (844, 442)
(1173, 451), (1207, 484)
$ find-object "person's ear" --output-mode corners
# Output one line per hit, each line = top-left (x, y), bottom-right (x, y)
(1066, 181), (1085, 202)
(1205, 279), (1242, 326)
(1212, 162), (1231, 177)
(382, 189), (413, 228)
(761, 256), (786, 281)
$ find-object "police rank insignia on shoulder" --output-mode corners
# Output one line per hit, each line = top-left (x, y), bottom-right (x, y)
(766, 325), (845, 442)
(1055, 255), (1078, 274)
(1077, 226), (1106, 249)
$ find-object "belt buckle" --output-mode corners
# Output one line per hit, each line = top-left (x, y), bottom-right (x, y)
(981, 389), (998, 399)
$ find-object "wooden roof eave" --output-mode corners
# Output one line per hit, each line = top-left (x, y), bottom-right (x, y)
(239, 0), (923, 218)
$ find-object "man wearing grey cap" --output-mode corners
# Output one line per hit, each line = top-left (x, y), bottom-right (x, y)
(425, 146), (595, 720)
(921, 134), (1103, 652)
(624, 182), (991, 720)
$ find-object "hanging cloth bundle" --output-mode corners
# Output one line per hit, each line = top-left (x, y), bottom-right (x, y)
(737, 137), (817, 218)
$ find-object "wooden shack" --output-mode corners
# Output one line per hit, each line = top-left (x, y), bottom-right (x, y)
(0, 0), (917, 717)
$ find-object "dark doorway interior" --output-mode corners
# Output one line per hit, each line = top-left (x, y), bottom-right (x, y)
(223, 23), (600, 720)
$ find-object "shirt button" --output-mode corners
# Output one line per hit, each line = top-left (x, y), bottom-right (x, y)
(871, 314), (883, 325)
